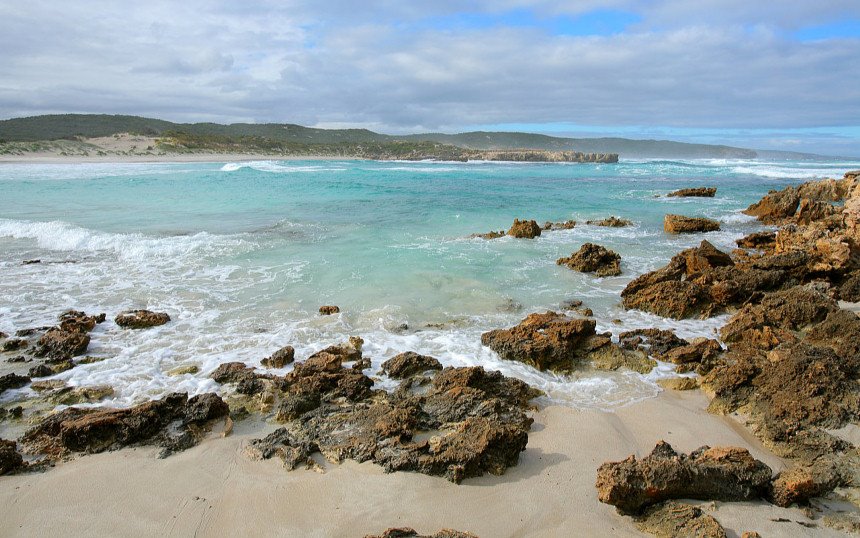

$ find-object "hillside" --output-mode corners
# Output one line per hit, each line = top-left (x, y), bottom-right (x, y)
(0, 113), (837, 159)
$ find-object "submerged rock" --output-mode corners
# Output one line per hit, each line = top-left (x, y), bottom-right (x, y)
(381, 352), (442, 379)
(470, 230), (505, 240)
(480, 311), (609, 372)
(587, 216), (632, 227)
(507, 219), (541, 239)
(667, 187), (717, 198)
(664, 214), (721, 234)
(21, 392), (229, 458)
(596, 441), (772, 514)
(543, 219), (576, 231)
(318, 305), (340, 315)
(167, 365), (199, 376)
(114, 309), (170, 329)
(556, 243), (622, 277)
(635, 501), (727, 538)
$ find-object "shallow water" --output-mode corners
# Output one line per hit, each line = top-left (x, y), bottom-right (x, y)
(0, 158), (857, 410)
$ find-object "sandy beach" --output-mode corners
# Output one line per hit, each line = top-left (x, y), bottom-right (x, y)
(0, 390), (842, 538)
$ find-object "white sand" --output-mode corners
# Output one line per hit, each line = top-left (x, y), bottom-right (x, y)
(0, 391), (845, 537)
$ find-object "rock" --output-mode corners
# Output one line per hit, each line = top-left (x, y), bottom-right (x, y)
(744, 187), (801, 223)
(22, 259), (41, 265)
(51, 385), (114, 405)
(839, 271), (860, 302)
(664, 214), (720, 234)
(587, 216), (632, 227)
(635, 501), (727, 538)
(167, 365), (199, 376)
(589, 345), (656, 374)
(0, 439), (24, 475)
(683, 240), (734, 274)
(556, 243), (622, 277)
(381, 352), (443, 379)
(507, 219), (541, 238)
(114, 309), (170, 329)
(58, 310), (105, 333)
(2, 338), (27, 352)
(470, 230), (505, 240)
(21, 392), (229, 458)
(480, 311), (609, 372)
(595, 441), (772, 514)
(769, 464), (844, 507)
(319, 305), (340, 315)
(31, 379), (67, 392)
(619, 328), (689, 356)
(364, 529), (478, 538)
(34, 328), (89, 360)
(543, 220), (576, 231)
(0, 373), (30, 395)
(659, 339), (722, 368)
(657, 377), (699, 391)
(28, 363), (56, 378)
(796, 198), (839, 224)
(262, 345), (295, 368)
(741, 533), (762, 538)
(667, 187), (717, 198)
(736, 231), (776, 250)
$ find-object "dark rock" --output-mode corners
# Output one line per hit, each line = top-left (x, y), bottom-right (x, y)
(543, 220), (576, 231)
(667, 187), (717, 198)
(0, 439), (24, 475)
(28, 364), (54, 378)
(839, 271), (860, 302)
(34, 328), (89, 360)
(596, 441), (772, 514)
(587, 216), (632, 227)
(262, 345), (295, 368)
(556, 243), (621, 277)
(319, 305), (340, 315)
(15, 327), (52, 337)
(664, 214), (720, 234)
(114, 309), (170, 329)
(736, 231), (776, 250)
(22, 259), (41, 265)
(58, 310), (105, 333)
(2, 338), (27, 352)
(619, 328), (689, 356)
(0, 373), (30, 395)
(364, 529), (477, 538)
(635, 501), (727, 538)
(481, 311), (608, 372)
(20, 392), (229, 458)
(507, 219), (541, 238)
(381, 352), (443, 379)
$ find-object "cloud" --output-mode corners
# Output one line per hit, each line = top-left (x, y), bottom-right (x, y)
(0, 0), (858, 153)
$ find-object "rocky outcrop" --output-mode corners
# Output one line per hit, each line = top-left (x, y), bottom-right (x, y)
(262, 345), (295, 368)
(0, 439), (24, 475)
(596, 441), (772, 514)
(507, 219), (541, 239)
(667, 187), (717, 198)
(480, 311), (609, 372)
(635, 501), (727, 538)
(587, 216), (632, 227)
(114, 309), (170, 329)
(319, 305), (340, 315)
(556, 243), (621, 277)
(542, 219), (576, 231)
(381, 352), (442, 379)
(736, 231), (776, 250)
(0, 373), (29, 395)
(21, 392), (229, 459)
(663, 214), (720, 234)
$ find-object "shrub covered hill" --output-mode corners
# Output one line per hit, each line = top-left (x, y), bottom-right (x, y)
(0, 113), (833, 160)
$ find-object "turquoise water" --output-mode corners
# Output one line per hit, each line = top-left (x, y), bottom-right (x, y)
(1, 158), (858, 409)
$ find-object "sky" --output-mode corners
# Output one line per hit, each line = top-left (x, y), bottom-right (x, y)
(1, 1), (859, 156)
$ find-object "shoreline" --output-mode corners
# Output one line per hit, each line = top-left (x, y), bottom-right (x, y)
(0, 153), (357, 164)
(0, 391), (837, 538)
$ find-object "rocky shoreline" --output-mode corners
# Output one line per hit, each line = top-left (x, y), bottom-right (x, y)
(1, 173), (859, 535)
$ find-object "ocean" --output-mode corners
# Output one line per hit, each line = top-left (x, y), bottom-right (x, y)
(1, 158), (858, 410)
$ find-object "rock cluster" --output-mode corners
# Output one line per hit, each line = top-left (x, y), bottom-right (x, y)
(663, 214), (721, 234)
(556, 243), (621, 277)
(586, 216), (632, 227)
(319, 305), (340, 315)
(507, 219), (541, 239)
(542, 219), (576, 231)
(667, 187), (717, 197)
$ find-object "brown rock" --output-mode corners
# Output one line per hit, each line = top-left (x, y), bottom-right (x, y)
(667, 187), (717, 198)
(619, 328), (689, 356)
(58, 310), (105, 333)
(838, 271), (860, 302)
(34, 328), (89, 360)
(480, 311), (607, 372)
(470, 230), (505, 240)
(744, 187), (801, 223)
(2, 338), (27, 352)
(769, 464), (843, 507)
(736, 231), (776, 250)
(556, 243), (622, 277)
(589, 344), (656, 374)
(319, 305), (340, 315)
(587, 216), (632, 227)
(0, 439), (24, 475)
(114, 310), (170, 329)
(635, 501), (727, 538)
(507, 219), (541, 238)
(664, 214), (721, 234)
(595, 441), (772, 514)
(262, 345), (295, 368)
(365, 529), (477, 538)
(381, 352), (442, 379)
(657, 377), (699, 391)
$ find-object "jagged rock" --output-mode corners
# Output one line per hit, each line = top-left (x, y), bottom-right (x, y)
(0, 373), (30, 395)
(659, 339), (722, 373)
(557, 243), (622, 277)
(58, 310), (105, 333)
(657, 377), (699, 391)
(21, 392), (228, 458)
(736, 231), (776, 250)
(589, 344), (656, 374)
(596, 441), (772, 514)
(796, 198), (839, 225)
(470, 230), (505, 240)
(507, 219), (541, 238)
(2, 338), (27, 352)
(114, 309), (170, 329)
(480, 311), (609, 372)
(262, 345), (295, 368)
(543, 220), (576, 231)
(664, 214), (721, 234)
(365, 529), (478, 538)
(769, 464), (844, 507)
(587, 216), (632, 227)
(29, 363), (57, 377)
(839, 271), (860, 302)
(745, 188), (801, 223)
(34, 328), (89, 360)
(319, 305), (340, 315)
(667, 187), (717, 198)
(0, 439), (24, 475)
(381, 352), (442, 379)
(167, 365), (199, 376)
(619, 328), (689, 356)
(50, 385), (114, 405)
(635, 501), (727, 538)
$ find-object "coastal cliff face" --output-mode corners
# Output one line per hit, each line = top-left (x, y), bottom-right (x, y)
(464, 150), (619, 163)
